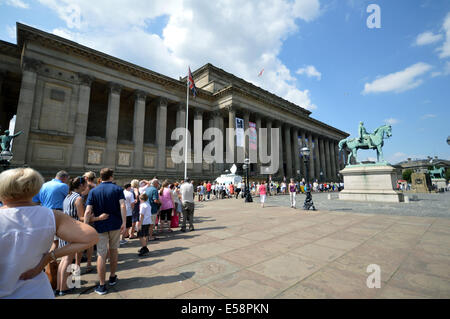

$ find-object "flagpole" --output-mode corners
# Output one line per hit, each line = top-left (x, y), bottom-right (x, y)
(184, 69), (189, 181)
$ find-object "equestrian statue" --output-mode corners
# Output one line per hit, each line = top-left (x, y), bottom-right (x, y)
(338, 122), (392, 165)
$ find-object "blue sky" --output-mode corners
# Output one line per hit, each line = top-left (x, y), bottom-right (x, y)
(1, 0), (449, 163)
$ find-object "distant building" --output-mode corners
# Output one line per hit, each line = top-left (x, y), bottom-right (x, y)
(396, 157), (450, 176)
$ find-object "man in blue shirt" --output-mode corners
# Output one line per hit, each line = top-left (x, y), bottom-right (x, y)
(33, 170), (69, 251)
(85, 168), (126, 295)
(33, 170), (69, 210)
(145, 179), (160, 241)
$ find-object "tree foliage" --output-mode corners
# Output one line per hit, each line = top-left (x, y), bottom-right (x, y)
(402, 169), (413, 183)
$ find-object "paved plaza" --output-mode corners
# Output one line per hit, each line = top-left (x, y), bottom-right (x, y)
(61, 194), (450, 299)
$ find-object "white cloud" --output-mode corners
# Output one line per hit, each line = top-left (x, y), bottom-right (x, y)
(421, 113), (436, 119)
(430, 61), (450, 77)
(3, 0), (29, 9)
(437, 12), (450, 59)
(362, 62), (432, 94)
(296, 65), (322, 80)
(414, 31), (443, 46)
(37, 0), (321, 111)
(6, 25), (16, 41)
(384, 118), (399, 125)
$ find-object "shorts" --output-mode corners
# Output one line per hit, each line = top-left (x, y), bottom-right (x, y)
(260, 195), (266, 203)
(160, 208), (172, 221)
(138, 224), (150, 238)
(126, 216), (132, 228)
(132, 203), (140, 223)
(97, 230), (121, 257)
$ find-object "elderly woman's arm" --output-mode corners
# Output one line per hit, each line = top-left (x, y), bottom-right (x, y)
(19, 210), (98, 280)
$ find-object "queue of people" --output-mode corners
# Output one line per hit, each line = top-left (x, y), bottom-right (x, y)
(0, 167), (196, 298)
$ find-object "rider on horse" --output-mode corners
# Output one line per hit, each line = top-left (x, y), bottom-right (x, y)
(358, 121), (374, 148)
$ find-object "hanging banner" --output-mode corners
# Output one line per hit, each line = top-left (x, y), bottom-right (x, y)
(249, 122), (257, 151)
(236, 117), (244, 147)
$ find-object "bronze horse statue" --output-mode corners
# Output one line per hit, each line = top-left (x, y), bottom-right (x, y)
(338, 124), (392, 165)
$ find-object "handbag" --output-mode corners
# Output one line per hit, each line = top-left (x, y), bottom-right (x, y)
(45, 260), (59, 290)
(170, 214), (179, 228)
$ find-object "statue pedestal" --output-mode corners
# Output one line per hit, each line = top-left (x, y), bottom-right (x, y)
(432, 178), (447, 191)
(339, 164), (404, 203)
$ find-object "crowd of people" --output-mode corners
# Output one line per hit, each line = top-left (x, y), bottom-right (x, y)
(193, 179), (343, 202)
(0, 167), (195, 298)
(0, 165), (346, 299)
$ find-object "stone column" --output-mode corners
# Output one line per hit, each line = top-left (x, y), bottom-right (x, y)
(71, 73), (93, 168)
(11, 57), (42, 165)
(175, 102), (187, 174)
(313, 135), (320, 181)
(206, 112), (215, 175)
(132, 90), (147, 170)
(213, 110), (224, 174)
(104, 82), (122, 167)
(275, 121), (284, 178)
(266, 119), (272, 158)
(284, 125), (292, 178)
(301, 131), (307, 179)
(226, 105), (236, 165)
(325, 139), (332, 181)
(292, 127), (300, 180)
(193, 108), (203, 175)
(331, 140), (337, 181)
(243, 111), (250, 159)
(319, 138), (326, 182)
(155, 97), (168, 172)
(255, 115), (262, 175)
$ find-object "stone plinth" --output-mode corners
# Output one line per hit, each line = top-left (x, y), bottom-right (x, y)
(411, 172), (432, 193)
(432, 178), (447, 191)
(339, 164), (404, 203)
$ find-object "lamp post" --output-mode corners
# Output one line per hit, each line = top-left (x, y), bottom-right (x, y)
(301, 147), (316, 210)
(243, 158), (253, 202)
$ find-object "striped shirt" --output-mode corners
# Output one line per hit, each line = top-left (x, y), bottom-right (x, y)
(59, 192), (81, 247)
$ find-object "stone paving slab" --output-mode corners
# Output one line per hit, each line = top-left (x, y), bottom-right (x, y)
(59, 195), (450, 299)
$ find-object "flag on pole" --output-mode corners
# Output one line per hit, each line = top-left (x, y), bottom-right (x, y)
(258, 68), (264, 77)
(188, 67), (197, 97)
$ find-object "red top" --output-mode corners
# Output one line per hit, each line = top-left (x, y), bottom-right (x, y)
(259, 184), (267, 195)
(206, 183), (212, 192)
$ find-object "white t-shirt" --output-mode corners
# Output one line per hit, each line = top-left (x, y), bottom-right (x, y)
(139, 202), (152, 225)
(180, 182), (194, 203)
(0, 206), (55, 299)
(123, 189), (134, 217)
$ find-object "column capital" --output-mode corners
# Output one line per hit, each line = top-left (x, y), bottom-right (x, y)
(78, 73), (94, 87)
(212, 109), (222, 117)
(193, 108), (204, 117)
(224, 104), (236, 113)
(155, 96), (168, 107)
(108, 82), (122, 95)
(22, 57), (42, 72)
(134, 89), (147, 101)
(176, 101), (186, 111)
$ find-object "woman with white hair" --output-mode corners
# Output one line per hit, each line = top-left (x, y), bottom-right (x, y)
(0, 168), (98, 299)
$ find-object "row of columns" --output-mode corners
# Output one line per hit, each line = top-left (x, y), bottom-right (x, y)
(11, 58), (345, 180)
(223, 105), (342, 181)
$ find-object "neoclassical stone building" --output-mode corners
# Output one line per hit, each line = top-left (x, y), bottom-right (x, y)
(0, 23), (348, 181)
